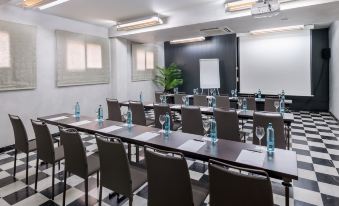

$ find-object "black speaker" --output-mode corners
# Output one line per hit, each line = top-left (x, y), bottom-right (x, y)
(322, 48), (331, 60)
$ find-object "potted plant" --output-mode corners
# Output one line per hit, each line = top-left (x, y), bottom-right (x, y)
(153, 63), (183, 93)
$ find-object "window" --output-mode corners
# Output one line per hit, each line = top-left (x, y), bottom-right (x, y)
(66, 40), (85, 71)
(136, 49), (146, 71)
(86, 43), (102, 69)
(0, 31), (10, 68)
(146, 51), (154, 70)
(132, 43), (157, 81)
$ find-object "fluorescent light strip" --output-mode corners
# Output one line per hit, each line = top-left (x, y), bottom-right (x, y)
(170, 37), (206, 44)
(116, 16), (163, 31)
(225, 0), (257, 12)
(39, 0), (70, 10)
(250, 25), (305, 35)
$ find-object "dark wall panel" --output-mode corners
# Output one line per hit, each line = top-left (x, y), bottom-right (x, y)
(164, 34), (237, 95)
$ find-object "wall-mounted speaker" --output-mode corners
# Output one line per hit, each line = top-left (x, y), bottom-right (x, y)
(322, 48), (331, 60)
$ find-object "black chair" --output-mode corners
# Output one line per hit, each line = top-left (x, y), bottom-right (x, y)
(144, 146), (208, 206)
(193, 95), (208, 106)
(181, 106), (204, 135)
(8, 114), (37, 184)
(129, 102), (154, 126)
(155, 92), (163, 103)
(96, 134), (147, 206)
(264, 98), (279, 112)
(216, 95), (230, 109)
(106, 98), (124, 122)
(209, 159), (273, 206)
(253, 112), (286, 149)
(174, 93), (186, 105)
(213, 109), (243, 142)
(153, 104), (181, 131)
(31, 120), (64, 199)
(60, 128), (100, 206)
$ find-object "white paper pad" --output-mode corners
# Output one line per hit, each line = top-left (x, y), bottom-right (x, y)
(158, 130), (172, 134)
(178, 140), (206, 152)
(47, 116), (69, 121)
(202, 137), (219, 143)
(170, 105), (181, 109)
(69, 120), (92, 126)
(200, 107), (211, 112)
(236, 149), (266, 167)
(123, 123), (134, 127)
(97, 125), (122, 133)
(133, 132), (159, 141)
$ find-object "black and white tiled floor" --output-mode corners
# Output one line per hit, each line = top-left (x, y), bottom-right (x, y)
(0, 111), (339, 206)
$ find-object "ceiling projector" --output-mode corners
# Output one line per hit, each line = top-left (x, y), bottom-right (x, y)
(251, 0), (280, 18)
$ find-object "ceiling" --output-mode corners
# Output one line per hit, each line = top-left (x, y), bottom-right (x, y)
(7, 0), (339, 42)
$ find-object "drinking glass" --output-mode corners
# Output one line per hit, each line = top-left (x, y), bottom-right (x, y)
(256, 126), (265, 152)
(203, 119), (210, 137)
(274, 101), (280, 112)
(208, 97), (212, 107)
(159, 115), (166, 132)
(231, 90), (235, 97)
(237, 99), (243, 110)
(182, 96), (187, 105)
(160, 95), (164, 103)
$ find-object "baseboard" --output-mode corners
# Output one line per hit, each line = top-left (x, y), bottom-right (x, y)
(0, 145), (14, 153)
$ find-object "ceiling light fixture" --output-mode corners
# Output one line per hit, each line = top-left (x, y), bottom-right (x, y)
(21, 0), (70, 9)
(170, 37), (206, 44)
(249, 25), (305, 35)
(224, 0), (257, 12)
(116, 15), (163, 31)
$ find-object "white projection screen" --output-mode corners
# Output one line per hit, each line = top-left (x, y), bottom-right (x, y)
(239, 30), (312, 96)
(200, 59), (220, 89)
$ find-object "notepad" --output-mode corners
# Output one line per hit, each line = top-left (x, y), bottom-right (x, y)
(170, 105), (181, 109)
(177, 140), (206, 152)
(47, 116), (69, 121)
(133, 132), (159, 141)
(202, 137), (219, 143)
(69, 120), (92, 126)
(200, 107), (211, 112)
(97, 125), (122, 133)
(236, 149), (266, 167)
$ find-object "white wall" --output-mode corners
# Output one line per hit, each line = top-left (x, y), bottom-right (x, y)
(329, 21), (339, 119)
(110, 38), (164, 103)
(0, 6), (113, 148)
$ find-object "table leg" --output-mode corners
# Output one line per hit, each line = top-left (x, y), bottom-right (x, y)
(128, 144), (131, 161)
(287, 123), (291, 150)
(282, 180), (292, 206)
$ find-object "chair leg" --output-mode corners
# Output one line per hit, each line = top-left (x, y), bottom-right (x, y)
(128, 144), (131, 161)
(98, 185), (102, 206)
(129, 196), (133, 206)
(85, 178), (88, 206)
(35, 158), (39, 191)
(52, 164), (55, 200)
(13, 149), (17, 179)
(97, 171), (99, 187)
(63, 169), (67, 206)
(26, 153), (29, 184)
(136, 146), (139, 163)
(58, 161), (61, 171)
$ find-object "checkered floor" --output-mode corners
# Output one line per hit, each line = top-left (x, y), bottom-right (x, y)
(0, 111), (338, 206)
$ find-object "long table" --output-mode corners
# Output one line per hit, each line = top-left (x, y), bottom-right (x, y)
(38, 113), (297, 206)
(120, 101), (294, 149)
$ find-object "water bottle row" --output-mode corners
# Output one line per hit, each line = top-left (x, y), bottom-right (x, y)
(74, 102), (103, 122)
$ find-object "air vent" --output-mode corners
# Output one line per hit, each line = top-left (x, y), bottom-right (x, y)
(200, 27), (233, 37)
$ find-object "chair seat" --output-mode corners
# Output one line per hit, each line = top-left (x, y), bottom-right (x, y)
(146, 119), (155, 126)
(172, 122), (181, 131)
(87, 154), (100, 176)
(130, 165), (147, 192)
(28, 139), (37, 152)
(54, 146), (64, 162)
(191, 180), (209, 206)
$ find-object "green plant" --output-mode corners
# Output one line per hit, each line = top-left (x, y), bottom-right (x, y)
(153, 63), (183, 92)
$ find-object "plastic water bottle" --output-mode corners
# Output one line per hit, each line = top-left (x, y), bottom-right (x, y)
(127, 109), (132, 128)
(258, 89), (262, 99)
(75, 102), (80, 118)
(212, 96), (216, 108)
(234, 89), (238, 97)
(185, 96), (189, 106)
(139, 91), (143, 103)
(97, 105), (103, 122)
(267, 123), (275, 153)
(279, 98), (285, 113)
(281, 90), (285, 100)
(242, 98), (247, 111)
(210, 117), (217, 143)
(164, 112), (171, 136)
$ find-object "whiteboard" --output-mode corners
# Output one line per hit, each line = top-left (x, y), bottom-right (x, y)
(239, 30), (311, 96)
(199, 59), (220, 89)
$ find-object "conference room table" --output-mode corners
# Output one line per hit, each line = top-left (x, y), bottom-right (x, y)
(38, 113), (297, 206)
(120, 101), (295, 149)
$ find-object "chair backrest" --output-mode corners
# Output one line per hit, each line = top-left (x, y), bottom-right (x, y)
(106, 98), (122, 122)
(144, 146), (194, 206)
(252, 112), (286, 149)
(208, 159), (273, 206)
(155, 92), (163, 103)
(60, 128), (88, 178)
(154, 104), (174, 130)
(129, 102), (146, 126)
(245, 97), (256, 111)
(174, 93), (186, 105)
(216, 96), (230, 110)
(193, 95), (208, 106)
(181, 106), (204, 135)
(95, 134), (132, 197)
(264, 98), (279, 112)
(8, 114), (29, 153)
(213, 109), (241, 142)
(31, 120), (55, 163)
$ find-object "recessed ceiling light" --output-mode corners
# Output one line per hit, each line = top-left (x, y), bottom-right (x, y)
(21, 0), (70, 9)
(116, 15), (163, 31)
